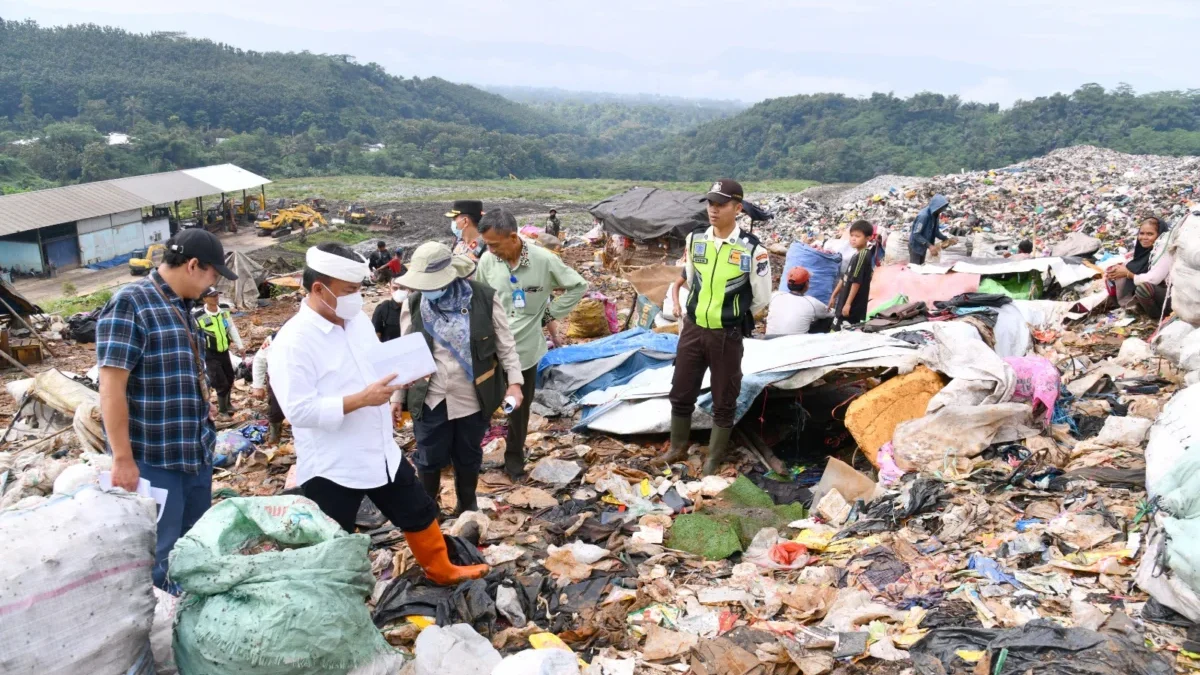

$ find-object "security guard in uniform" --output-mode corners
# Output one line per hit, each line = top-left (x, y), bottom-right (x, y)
(194, 287), (244, 419)
(657, 179), (771, 475)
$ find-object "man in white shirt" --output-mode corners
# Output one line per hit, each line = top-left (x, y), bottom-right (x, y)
(269, 242), (487, 585)
(766, 267), (835, 336)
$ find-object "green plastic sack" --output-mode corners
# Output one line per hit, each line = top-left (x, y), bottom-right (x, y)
(667, 476), (807, 560)
(171, 496), (395, 675)
(978, 273), (1042, 300)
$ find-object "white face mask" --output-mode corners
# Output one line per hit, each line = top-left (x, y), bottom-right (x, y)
(392, 289), (408, 303)
(318, 286), (364, 320)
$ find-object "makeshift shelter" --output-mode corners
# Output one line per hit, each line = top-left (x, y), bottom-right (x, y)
(0, 279), (43, 316)
(213, 251), (268, 309)
(589, 188), (708, 242)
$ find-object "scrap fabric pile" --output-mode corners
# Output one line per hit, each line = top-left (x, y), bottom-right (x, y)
(752, 146), (1200, 254)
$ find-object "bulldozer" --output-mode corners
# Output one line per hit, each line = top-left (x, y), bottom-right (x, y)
(256, 205), (328, 238)
(340, 203), (375, 225)
(129, 243), (166, 276)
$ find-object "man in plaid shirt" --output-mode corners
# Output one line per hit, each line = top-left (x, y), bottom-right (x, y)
(97, 229), (237, 591)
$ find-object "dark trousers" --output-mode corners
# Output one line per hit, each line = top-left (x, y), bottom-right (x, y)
(204, 350), (235, 396)
(301, 459), (437, 534)
(669, 320), (744, 429)
(137, 461), (213, 591)
(413, 402), (488, 473)
(266, 383), (285, 425)
(909, 247), (927, 265)
(505, 366), (538, 455)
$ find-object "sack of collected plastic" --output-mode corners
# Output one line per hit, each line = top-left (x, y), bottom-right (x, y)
(1145, 382), (1200, 497)
(567, 296), (614, 339)
(783, 242), (841, 304)
(1137, 518), (1200, 622)
(1170, 212), (1200, 325)
(171, 495), (400, 675)
(0, 486), (157, 675)
(1002, 356), (1060, 424)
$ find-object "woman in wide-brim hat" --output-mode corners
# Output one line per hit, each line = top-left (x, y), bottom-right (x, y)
(393, 242), (525, 516)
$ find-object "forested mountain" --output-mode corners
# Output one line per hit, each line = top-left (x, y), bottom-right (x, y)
(5, 19), (1200, 192)
(629, 86), (1200, 183)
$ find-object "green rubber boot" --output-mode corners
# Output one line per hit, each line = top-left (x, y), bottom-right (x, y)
(652, 416), (693, 469)
(702, 426), (733, 476)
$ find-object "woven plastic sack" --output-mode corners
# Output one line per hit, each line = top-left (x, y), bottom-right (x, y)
(782, 243), (842, 304)
(1170, 213), (1200, 325)
(567, 297), (613, 339)
(171, 495), (396, 675)
(0, 486), (157, 675)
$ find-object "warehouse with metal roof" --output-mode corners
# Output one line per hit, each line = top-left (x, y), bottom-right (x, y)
(0, 164), (270, 274)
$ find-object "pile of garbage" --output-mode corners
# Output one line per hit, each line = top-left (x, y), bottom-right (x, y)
(750, 146), (1200, 255)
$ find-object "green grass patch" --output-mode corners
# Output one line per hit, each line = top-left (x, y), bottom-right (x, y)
(278, 226), (373, 253)
(42, 289), (113, 316)
(268, 177), (819, 205)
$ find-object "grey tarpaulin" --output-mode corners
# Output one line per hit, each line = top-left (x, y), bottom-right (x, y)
(589, 188), (708, 241)
(213, 251), (267, 309)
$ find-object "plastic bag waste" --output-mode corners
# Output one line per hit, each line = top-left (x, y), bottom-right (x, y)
(0, 486), (157, 675)
(171, 496), (397, 675)
(893, 403), (1035, 473)
(1092, 416), (1152, 447)
(1146, 382), (1200, 497)
(412, 624), (502, 675)
(910, 618), (1172, 675)
(493, 648), (580, 675)
(529, 458), (582, 487)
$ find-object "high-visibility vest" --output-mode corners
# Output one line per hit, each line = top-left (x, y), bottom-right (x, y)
(686, 228), (761, 331)
(197, 310), (230, 353)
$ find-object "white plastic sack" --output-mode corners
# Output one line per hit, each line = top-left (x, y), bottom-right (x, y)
(1137, 522), (1200, 622)
(893, 403), (1036, 473)
(0, 486), (157, 675)
(1152, 320), (1196, 364)
(1117, 338), (1154, 365)
(1146, 383), (1200, 497)
(412, 624), (501, 675)
(150, 588), (179, 675)
(1179, 330), (1200, 372)
(493, 649), (580, 675)
(1171, 213), (1200, 325)
(1092, 416), (1153, 448)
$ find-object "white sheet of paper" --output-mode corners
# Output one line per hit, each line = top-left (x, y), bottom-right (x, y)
(99, 471), (169, 523)
(370, 332), (437, 386)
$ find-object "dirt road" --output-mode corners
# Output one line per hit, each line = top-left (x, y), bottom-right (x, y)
(15, 229), (278, 304)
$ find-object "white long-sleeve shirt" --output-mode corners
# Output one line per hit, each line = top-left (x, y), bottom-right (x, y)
(251, 335), (271, 390)
(268, 303), (401, 489)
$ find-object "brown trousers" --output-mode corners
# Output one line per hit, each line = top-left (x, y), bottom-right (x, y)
(669, 319), (744, 429)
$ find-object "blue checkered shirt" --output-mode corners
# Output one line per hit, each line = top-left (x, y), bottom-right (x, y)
(96, 270), (215, 472)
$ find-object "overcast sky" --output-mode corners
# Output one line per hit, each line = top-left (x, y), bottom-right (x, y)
(5, 0), (1197, 106)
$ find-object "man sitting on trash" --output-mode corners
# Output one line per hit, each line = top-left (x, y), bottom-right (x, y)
(766, 266), (834, 336)
(268, 242), (487, 585)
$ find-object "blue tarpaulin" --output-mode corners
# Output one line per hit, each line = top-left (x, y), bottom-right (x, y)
(537, 328), (678, 383)
(86, 252), (135, 270)
(782, 243), (842, 304)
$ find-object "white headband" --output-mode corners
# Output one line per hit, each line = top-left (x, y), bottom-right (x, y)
(305, 248), (369, 282)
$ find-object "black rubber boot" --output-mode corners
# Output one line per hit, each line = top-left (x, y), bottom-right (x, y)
(267, 422), (282, 445)
(453, 468), (480, 516)
(419, 471), (442, 510)
(504, 446), (525, 480)
(702, 426), (733, 476)
(652, 416), (693, 469)
(217, 392), (233, 419)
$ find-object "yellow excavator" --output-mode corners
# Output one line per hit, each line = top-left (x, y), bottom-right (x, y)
(256, 205), (328, 238)
(129, 243), (166, 276)
(347, 204), (375, 225)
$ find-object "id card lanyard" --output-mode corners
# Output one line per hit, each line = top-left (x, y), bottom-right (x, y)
(510, 272), (526, 309)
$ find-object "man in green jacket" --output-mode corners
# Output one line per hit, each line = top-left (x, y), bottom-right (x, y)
(476, 209), (587, 478)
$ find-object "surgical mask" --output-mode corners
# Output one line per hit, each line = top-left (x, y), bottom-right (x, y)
(318, 286), (363, 320)
(391, 289), (408, 303)
(451, 223), (463, 238)
(423, 288), (447, 302)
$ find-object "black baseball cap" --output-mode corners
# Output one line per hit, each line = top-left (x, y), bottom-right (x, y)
(701, 178), (744, 205)
(445, 199), (484, 221)
(166, 229), (237, 280)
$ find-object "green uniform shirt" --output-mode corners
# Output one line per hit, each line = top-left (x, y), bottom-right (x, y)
(476, 240), (587, 370)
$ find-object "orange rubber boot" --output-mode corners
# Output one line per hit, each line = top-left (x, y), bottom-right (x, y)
(403, 521), (489, 585)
